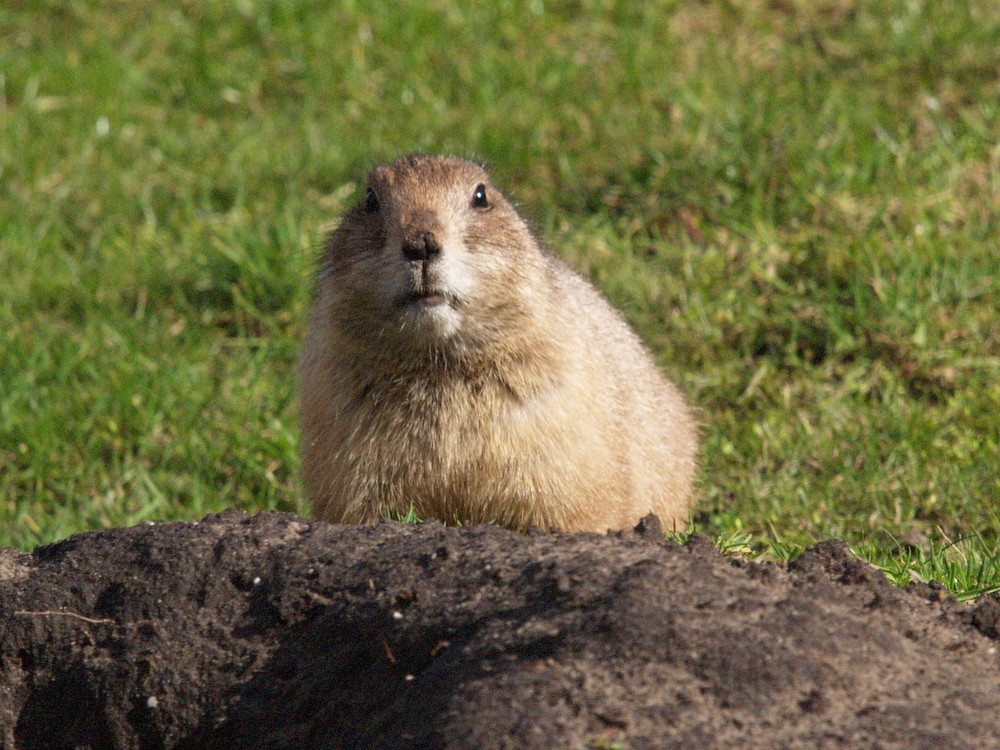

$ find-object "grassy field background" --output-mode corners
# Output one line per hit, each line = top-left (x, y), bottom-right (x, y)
(1, 1), (998, 595)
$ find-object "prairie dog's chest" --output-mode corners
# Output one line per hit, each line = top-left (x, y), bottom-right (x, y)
(341, 375), (500, 456)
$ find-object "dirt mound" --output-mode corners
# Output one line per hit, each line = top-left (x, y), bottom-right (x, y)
(1, 511), (999, 749)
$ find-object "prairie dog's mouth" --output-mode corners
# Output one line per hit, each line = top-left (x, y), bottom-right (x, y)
(401, 289), (452, 308)
(397, 287), (464, 339)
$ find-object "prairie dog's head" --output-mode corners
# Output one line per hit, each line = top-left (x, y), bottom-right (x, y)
(320, 155), (546, 351)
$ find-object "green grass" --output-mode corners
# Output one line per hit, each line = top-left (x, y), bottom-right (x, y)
(2, 1), (998, 597)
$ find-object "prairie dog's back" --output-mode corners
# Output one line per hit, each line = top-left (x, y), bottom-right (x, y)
(300, 155), (697, 532)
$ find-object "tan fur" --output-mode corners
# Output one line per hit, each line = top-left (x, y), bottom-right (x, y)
(300, 155), (698, 532)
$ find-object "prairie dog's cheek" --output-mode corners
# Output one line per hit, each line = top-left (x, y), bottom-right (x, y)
(434, 227), (477, 300)
(463, 242), (509, 278)
(343, 250), (408, 309)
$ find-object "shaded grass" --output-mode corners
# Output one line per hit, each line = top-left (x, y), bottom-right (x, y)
(1, 1), (998, 595)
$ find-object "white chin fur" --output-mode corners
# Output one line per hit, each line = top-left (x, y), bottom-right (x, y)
(401, 302), (463, 342)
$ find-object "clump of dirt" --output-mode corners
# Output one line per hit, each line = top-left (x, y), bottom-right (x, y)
(1, 510), (999, 749)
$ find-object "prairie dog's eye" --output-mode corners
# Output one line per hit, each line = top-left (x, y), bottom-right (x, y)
(472, 183), (489, 209)
(365, 188), (379, 213)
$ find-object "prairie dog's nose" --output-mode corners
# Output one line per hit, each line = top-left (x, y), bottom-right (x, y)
(402, 231), (442, 262)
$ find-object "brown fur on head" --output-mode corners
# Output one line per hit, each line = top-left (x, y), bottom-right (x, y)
(318, 155), (553, 366)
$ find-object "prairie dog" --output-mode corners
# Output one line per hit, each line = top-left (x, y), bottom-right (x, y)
(300, 155), (697, 532)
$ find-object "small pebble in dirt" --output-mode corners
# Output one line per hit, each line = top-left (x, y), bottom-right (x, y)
(633, 513), (663, 537)
(797, 689), (828, 714)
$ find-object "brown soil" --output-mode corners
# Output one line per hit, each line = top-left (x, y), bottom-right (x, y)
(1, 510), (999, 749)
